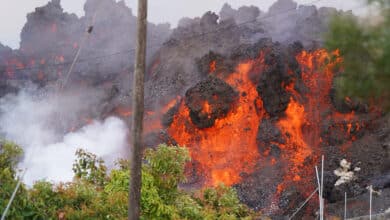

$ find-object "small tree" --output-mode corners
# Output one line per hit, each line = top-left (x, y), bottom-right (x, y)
(325, 0), (390, 111)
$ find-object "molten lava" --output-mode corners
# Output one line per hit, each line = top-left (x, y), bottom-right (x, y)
(168, 56), (266, 186)
(209, 60), (216, 73)
(277, 97), (312, 183)
(166, 48), (361, 195)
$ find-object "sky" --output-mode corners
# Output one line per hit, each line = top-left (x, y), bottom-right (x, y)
(0, 0), (366, 49)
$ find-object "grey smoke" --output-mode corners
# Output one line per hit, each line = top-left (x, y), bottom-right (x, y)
(217, 0), (344, 45)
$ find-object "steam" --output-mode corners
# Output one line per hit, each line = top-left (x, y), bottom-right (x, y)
(22, 117), (128, 184)
(0, 86), (128, 184)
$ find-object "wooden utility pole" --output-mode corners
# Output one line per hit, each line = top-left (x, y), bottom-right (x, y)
(129, 0), (147, 219)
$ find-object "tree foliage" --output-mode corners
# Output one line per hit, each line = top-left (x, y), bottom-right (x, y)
(0, 143), (263, 219)
(72, 149), (107, 187)
(0, 141), (32, 219)
(325, 0), (390, 111)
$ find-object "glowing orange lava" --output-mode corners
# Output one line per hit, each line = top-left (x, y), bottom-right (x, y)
(201, 101), (212, 115)
(51, 23), (57, 33)
(168, 56), (266, 186)
(209, 60), (216, 73)
(277, 98), (312, 182)
(114, 106), (132, 117)
(145, 48), (363, 200)
(273, 49), (355, 196)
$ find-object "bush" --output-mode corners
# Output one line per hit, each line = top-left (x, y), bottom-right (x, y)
(0, 142), (263, 219)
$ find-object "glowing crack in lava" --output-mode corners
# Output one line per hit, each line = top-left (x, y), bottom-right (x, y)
(168, 57), (266, 186)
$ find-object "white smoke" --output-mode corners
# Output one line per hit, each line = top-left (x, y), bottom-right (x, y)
(0, 86), (129, 185)
(22, 117), (128, 184)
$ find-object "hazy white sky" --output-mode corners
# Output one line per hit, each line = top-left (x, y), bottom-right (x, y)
(0, 0), (365, 49)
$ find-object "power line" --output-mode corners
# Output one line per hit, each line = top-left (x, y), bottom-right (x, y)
(61, 1), (103, 89)
(0, 169), (26, 220)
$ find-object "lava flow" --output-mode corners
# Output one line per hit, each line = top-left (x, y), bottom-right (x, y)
(165, 47), (364, 195)
(272, 49), (349, 197)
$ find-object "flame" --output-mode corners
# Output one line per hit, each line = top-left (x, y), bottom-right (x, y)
(333, 111), (355, 121)
(114, 106), (132, 117)
(347, 123), (352, 134)
(295, 49), (344, 150)
(201, 101), (212, 115)
(48, 45), (368, 213)
(55, 55), (64, 63)
(100, 47), (364, 208)
(112, 97), (181, 135)
(37, 71), (45, 80)
(168, 55), (266, 186)
(161, 97), (180, 113)
(143, 112), (162, 134)
(5, 59), (25, 78)
(149, 58), (160, 75)
(167, 49), (359, 196)
(144, 97), (181, 134)
(209, 60), (216, 73)
(277, 98), (312, 182)
(272, 49), (358, 197)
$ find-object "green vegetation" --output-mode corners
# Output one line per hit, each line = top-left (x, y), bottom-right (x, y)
(325, 0), (390, 111)
(0, 142), (262, 219)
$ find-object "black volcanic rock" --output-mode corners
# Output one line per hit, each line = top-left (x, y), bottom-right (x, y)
(256, 48), (292, 116)
(257, 118), (282, 144)
(185, 76), (238, 128)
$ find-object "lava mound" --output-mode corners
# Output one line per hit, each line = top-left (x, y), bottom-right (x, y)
(185, 76), (238, 128)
